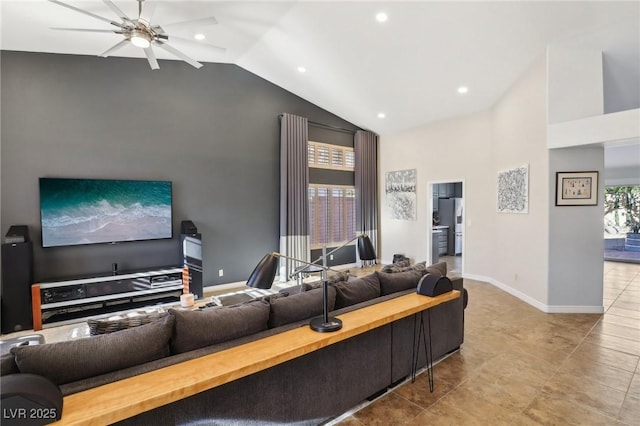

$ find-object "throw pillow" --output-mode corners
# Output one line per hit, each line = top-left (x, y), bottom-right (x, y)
(412, 261), (427, 272)
(169, 300), (270, 354)
(87, 311), (168, 335)
(11, 315), (174, 385)
(393, 258), (411, 267)
(268, 287), (336, 328)
(380, 264), (404, 273)
(377, 270), (423, 296)
(333, 274), (381, 309)
(426, 261), (447, 277)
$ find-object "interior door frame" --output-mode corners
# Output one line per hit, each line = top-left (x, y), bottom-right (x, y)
(427, 178), (465, 274)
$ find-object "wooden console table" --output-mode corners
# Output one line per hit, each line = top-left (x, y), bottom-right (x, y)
(55, 290), (460, 425)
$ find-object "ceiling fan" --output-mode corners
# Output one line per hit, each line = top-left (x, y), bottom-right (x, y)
(48, 0), (226, 70)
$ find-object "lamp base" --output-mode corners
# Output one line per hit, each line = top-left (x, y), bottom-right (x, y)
(309, 316), (342, 332)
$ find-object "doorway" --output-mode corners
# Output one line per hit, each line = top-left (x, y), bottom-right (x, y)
(429, 180), (464, 275)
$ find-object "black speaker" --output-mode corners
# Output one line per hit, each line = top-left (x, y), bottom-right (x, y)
(5, 225), (30, 244)
(1, 241), (34, 334)
(180, 233), (203, 298)
(416, 273), (453, 297)
(181, 220), (198, 235)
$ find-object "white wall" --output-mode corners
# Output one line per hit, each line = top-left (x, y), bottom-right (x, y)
(380, 55), (551, 309)
(547, 46), (603, 124)
(381, 52), (606, 313)
(379, 111), (494, 278)
(490, 56), (550, 307)
(606, 165), (640, 186)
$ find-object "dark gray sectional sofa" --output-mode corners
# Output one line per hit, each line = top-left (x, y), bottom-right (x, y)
(1, 262), (467, 425)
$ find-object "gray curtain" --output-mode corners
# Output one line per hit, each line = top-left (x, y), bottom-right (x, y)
(279, 113), (310, 280)
(355, 130), (379, 266)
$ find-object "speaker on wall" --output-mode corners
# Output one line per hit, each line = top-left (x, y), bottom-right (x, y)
(1, 241), (34, 334)
(180, 220), (202, 298)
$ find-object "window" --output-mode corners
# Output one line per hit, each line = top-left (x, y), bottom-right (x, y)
(309, 184), (356, 249)
(308, 141), (355, 171)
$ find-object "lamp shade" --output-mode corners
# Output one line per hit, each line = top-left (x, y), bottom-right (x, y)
(246, 253), (279, 289)
(357, 235), (376, 261)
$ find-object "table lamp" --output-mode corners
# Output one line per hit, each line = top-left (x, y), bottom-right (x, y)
(246, 233), (377, 332)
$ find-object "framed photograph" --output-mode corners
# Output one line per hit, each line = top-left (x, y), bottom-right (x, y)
(555, 171), (599, 206)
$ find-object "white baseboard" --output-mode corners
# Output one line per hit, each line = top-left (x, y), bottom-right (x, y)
(462, 273), (604, 314)
(545, 305), (604, 314)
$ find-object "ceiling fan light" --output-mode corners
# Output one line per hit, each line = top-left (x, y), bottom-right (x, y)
(130, 31), (151, 48)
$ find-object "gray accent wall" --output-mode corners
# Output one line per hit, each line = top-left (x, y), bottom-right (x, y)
(548, 146), (605, 310)
(0, 51), (358, 285)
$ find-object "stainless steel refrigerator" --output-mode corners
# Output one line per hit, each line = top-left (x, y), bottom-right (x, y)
(437, 198), (463, 256)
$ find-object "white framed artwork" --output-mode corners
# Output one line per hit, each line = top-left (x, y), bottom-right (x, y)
(385, 169), (417, 220)
(497, 164), (529, 214)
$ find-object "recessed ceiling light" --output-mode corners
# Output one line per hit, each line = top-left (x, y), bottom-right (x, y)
(194, 33), (206, 41)
(376, 12), (388, 23)
(297, 66), (306, 73)
(377, 112), (386, 119)
(457, 86), (469, 94)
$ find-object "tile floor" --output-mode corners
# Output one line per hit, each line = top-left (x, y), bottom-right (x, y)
(334, 261), (640, 425)
(439, 255), (462, 276)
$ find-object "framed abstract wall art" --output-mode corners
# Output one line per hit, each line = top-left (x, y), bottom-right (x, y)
(555, 171), (599, 206)
(497, 164), (529, 214)
(385, 169), (416, 220)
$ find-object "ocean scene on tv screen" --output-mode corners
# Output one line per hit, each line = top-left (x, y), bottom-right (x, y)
(40, 178), (172, 247)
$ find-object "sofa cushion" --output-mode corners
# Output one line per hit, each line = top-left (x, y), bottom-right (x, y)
(268, 287), (336, 328)
(11, 315), (174, 385)
(87, 310), (168, 335)
(170, 300), (270, 354)
(333, 274), (381, 309)
(302, 271), (350, 291)
(1, 353), (19, 375)
(377, 270), (423, 296)
(426, 261), (447, 277)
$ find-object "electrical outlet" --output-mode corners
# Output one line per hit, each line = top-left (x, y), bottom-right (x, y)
(329, 254), (334, 260)
(218, 269), (224, 277)
(514, 273), (518, 281)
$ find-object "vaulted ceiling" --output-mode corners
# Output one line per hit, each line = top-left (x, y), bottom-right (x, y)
(2, 1), (638, 138)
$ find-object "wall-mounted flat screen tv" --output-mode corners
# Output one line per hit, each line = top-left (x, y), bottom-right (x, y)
(39, 178), (173, 248)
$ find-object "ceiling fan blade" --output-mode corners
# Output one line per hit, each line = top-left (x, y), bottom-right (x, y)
(48, 0), (125, 28)
(99, 39), (130, 57)
(153, 41), (202, 69)
(102, 0), (130, 22)
(50, 27), (121, 34)
(138, 0), (157, 26)
(168, 35), (226, 54)
(144, 47), (159, 70)
(162, 17), (218, 30)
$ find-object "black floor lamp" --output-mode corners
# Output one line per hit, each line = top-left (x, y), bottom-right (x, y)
(246, 233), (377, 333)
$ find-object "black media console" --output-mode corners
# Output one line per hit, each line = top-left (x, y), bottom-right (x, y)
(31, 266), (185, 330)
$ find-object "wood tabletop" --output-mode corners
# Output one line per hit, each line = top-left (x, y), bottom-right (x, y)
(54, 290), (460, 425)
